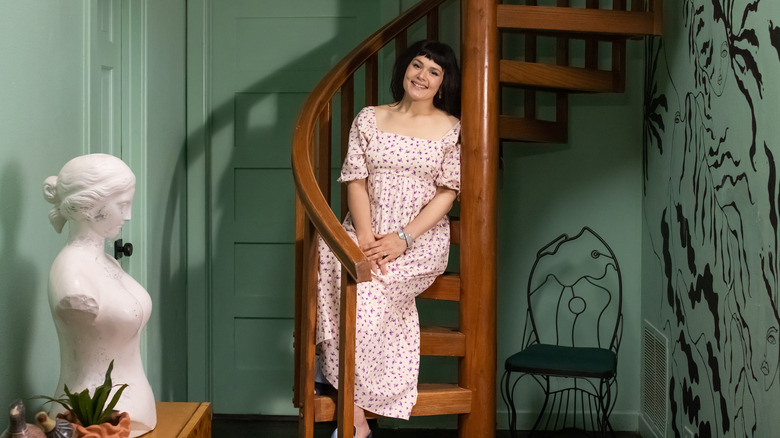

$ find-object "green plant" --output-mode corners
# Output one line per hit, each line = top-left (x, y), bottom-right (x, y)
(37, 360), (128, 427)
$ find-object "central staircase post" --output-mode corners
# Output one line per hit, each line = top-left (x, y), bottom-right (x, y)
(459, 0), (499, 437)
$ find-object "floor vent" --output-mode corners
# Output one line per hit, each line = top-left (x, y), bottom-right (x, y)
(641, 321), (668, 438)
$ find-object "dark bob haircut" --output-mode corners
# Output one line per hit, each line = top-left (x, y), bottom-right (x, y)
(389, 40), (461, 118)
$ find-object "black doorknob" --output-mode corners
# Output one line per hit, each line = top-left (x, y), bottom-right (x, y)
(114, 239), (134, 260)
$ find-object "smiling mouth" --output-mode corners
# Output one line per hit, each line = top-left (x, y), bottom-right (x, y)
(762, 361), (770, 376)
(411, 81), (427, 89)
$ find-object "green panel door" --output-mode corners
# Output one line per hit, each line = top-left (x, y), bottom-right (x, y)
(202, 0), (378, 414)
(89, 0), (122, 157)
(87, 0), (146, 278)
(88, 0), (124, 261)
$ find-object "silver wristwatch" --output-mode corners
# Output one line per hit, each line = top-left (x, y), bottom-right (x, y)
(397, 229), (413, 249)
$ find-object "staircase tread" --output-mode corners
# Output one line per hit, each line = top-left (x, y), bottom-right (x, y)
(497, 5), (657, 36)
(500, 60), (619, 93)
(418, 273), (460, 301)
(420, 325), (461, 333)
(498, 116), (567, 143)
(313, 383), (472, 421)
(421, 325), (465, 357)
(449, 219), (460, 245)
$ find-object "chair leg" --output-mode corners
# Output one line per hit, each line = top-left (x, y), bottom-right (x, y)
(598, 378), (617, 438)
(500, 370), (519, 438)
(528, 377), (551, 437)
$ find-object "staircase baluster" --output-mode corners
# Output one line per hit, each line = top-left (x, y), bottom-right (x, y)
(339, 76), (354, 218)
(318, 104), (333, 198)
(336, 273), (357, 438)
(524, 0), (537, 121)
(427, 7), (439, 41)
(396, 31), (408, 58)
(365, 56), (378, 107)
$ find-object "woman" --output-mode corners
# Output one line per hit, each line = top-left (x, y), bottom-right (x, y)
(43, 154), (156, 437)
(316, 40), (461, 438)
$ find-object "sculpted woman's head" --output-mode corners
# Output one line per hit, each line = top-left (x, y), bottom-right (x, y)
(43, 153), (135, 235)
(390, 40), (461, 117)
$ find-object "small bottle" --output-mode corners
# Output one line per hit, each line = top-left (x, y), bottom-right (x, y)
(0, 400), (44, 438)
(34, 412), (73, 438)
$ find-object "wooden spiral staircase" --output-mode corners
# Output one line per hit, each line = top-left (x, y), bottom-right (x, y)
(291, 1), (662, 437)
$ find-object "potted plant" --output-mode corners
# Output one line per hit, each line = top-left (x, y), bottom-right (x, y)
(37, 361), (130, 438)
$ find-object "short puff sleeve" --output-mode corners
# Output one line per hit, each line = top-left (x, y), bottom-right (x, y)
(434, 127), (461, 196)
(338, 107), (375, 182)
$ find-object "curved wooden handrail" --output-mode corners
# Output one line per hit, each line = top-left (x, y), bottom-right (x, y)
(291, 0), (449, 284)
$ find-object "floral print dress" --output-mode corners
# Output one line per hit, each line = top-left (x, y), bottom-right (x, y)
(316, 106), (461, 419)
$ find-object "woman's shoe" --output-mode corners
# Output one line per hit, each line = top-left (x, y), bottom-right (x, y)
(330, 427), (355, 438)
(330, 427), (371, 438)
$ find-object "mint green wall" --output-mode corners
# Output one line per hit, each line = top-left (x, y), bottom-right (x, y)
(0, 1), (88, 431)
(642, 1), (780, 437)
(0, 0), (647, 430)
(496, 43), (645, 430)
(143, 0), (188, 403)
(0, 0), (188, 430)
(378, 2), (646, 432)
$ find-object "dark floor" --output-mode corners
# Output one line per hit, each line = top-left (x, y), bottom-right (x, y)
(212, 416), (642, 438)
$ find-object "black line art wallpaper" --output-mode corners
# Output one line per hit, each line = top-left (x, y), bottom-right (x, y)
(643, 0), (780, 436)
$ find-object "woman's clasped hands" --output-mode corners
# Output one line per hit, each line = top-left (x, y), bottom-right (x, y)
(359, 232), (407, 275)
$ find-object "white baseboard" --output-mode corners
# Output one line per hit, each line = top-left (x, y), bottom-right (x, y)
(379, 410), (640, 431)
(638, 413), (663, 438)
(495, 409), (640, 432)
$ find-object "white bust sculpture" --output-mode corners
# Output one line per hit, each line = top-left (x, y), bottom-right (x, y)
(42, 154), (156, 437)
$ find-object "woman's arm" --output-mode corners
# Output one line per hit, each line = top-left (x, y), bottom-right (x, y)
(347, 179), (373, 243)
(402, 186), (457, 241)
(363, 186), (457, 274)
(347, 178), (383, 273)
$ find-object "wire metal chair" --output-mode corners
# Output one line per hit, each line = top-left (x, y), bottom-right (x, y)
(501, 226), (623, 437)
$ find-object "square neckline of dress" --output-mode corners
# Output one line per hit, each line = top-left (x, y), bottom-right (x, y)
(369, 106), (460, 143)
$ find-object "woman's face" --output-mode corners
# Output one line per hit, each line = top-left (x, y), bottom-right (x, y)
(403, 55), (444, 103)
(693, 0), (729, 96)
(753, 304), (780, 390)
(89, 187), (134, 239)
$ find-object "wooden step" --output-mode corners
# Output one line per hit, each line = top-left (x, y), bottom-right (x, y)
(418, 273), (460, 301)
(500, 60), (619, 93)
(449, 219), (460, 245)
(313, 383), (472, 421)
(420, 325), (465, 356)
(498, 116), (567, 143)
(496, 5), (659, 37)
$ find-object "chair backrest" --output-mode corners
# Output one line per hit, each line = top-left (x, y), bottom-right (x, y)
(523, 227), (622, 352)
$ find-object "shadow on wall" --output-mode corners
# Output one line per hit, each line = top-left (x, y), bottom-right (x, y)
(0, 161), (41, 409)
(161, 0), (459, 413)
(156, 4), (358, 407)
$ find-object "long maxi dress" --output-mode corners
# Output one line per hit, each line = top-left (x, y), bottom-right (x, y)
(316, 106), (461, 419)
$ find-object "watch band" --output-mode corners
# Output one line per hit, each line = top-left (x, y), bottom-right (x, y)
(397, 229), (413, 249)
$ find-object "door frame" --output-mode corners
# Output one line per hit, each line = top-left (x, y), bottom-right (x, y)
(120, 0), (147, 292)
(185, 0), (212, 402)
(83, 0), (149, 357)
(82, 0), (147, 286)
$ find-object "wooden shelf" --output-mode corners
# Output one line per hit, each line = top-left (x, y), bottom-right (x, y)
(142, 402), (211, 438)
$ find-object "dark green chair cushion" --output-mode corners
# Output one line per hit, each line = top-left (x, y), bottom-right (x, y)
(505, 344), (616, 378)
